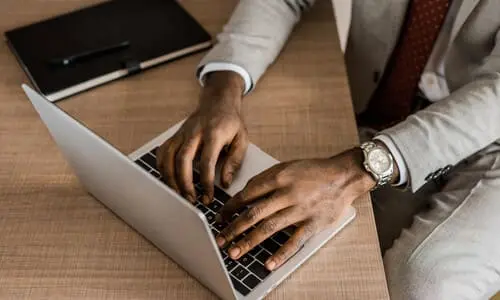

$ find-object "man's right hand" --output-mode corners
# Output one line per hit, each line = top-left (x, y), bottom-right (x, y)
(157, 71), (249, 205)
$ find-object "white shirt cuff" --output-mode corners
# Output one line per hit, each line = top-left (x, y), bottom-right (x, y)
(198, 62), (253, 95)
(374, 135), (408, 186)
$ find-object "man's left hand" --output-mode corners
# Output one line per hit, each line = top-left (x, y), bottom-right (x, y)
(215, 148), (376, 271)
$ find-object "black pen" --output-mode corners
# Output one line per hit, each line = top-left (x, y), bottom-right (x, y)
(49, 40), (130, 66)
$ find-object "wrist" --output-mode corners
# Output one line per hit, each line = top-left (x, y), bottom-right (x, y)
(202, 71), (244, 111)
(205, 71), (245, 96)
(331, 149), (377, 193)
(346, 148), (378, 191)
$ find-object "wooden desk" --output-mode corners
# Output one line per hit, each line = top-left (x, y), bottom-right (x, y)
(0, 1), (389, 299)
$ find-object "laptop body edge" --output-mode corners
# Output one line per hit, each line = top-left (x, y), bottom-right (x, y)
(23, 84), (357, 300)
(22, 84), (237, 300)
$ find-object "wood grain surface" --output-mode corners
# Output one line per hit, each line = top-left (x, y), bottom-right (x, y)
(0, 0), (389, 299)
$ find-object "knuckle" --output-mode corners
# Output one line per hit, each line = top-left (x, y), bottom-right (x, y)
(202, 158), (216, 171)
(274, 171), (288, 186)
(299, 204), (310, 215)
(245, 207), (262, 222)
(238, 236), (253, 251)
(260, 219), (278, 235)
(178, 143), (191, 156)
(228, 158), (242, 170)
(175, 151), (186, 165)
(327, 214), (337, 224)
(207, 127), (224, 140)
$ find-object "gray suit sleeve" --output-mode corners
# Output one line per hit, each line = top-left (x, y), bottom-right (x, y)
(381, 29), (500, 192)
(198, 0), (315, 86)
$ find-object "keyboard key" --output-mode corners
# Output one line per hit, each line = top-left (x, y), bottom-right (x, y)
(248, 245), (262, 257)
(196, 204), (208, 214)
(224, 257), (237, 272)
(231, 266), (249, 280)
(140, 153), (157, 169)
(206, 211), (216, 224)
(220, 248), (228, 259)
(248, 262), (270, 280)
(238, 254), (253, 267)
(207, 200), (223, 213)
(273, 231), (291, 245)
(211, 229), (219, 236)
(150, 170), (161, 178)
(151, 147), (159, 156)
(214, 222), (226, 231)
(256, 250), (271, 264)
(230, 276), (250, 296)
(214, 186), (231, 203)
(135, 159), (150, 171)
(262, 239), (281, 254)
(243, 274), (260, 290)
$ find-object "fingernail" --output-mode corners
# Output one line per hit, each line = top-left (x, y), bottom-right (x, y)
(266, 259), (276, 271)
(203, 195), (210, 205)
(229, 246), (240, 258)
(216, 236), (225, 247)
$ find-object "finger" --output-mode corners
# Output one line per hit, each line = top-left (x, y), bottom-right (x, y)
(158, 138), (182, 194)
(199, 136), (226, 205)
(265, 221), (317, 271)
(215, 192), (291, 249)
(219, 169), (279, 221)
(156, 143), (166, 173)
(175, 135), (201, 203)
(221, 131), (248, 188)
(228, 207), (303, 260)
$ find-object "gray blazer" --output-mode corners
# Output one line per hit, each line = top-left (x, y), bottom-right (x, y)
(199, 0), (500, 192)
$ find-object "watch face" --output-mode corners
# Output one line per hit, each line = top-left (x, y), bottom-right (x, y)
(367, 148), (391, 174)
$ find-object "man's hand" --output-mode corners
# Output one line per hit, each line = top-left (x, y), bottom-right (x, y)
(157, 71), (249, 205)
(215, 149), (376, 271)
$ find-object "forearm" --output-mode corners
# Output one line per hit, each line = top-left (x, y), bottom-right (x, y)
(380, 73), (500, 192)
(198, 0), (315, 88)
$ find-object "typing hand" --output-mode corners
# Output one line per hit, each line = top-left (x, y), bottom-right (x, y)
(156, 71), (248, 205)
(215, 149), (375, 271)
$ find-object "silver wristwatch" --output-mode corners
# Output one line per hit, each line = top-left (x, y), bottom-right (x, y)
(360, 141), (395, 190)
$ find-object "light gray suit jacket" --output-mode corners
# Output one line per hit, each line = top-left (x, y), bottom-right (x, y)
(199, 0), (500, 192)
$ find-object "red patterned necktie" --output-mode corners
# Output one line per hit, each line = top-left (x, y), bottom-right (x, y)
(359, 0), (452, 129)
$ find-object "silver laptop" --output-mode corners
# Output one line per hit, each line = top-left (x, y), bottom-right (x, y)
(22, 84), (356, 300)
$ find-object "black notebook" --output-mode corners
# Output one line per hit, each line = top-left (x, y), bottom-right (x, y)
(5, 0), (212, 102)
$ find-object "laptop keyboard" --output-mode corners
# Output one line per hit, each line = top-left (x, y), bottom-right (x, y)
(135, 147), (292, 296)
